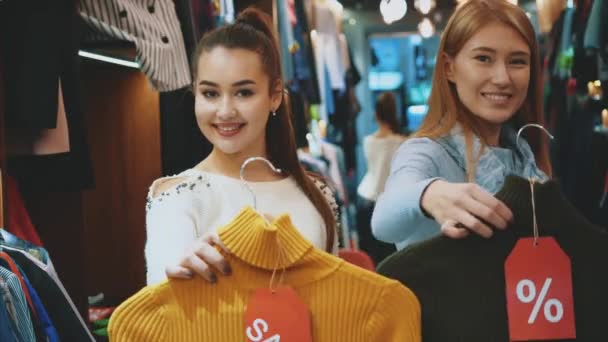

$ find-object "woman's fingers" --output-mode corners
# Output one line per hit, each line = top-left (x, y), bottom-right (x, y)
(436, 183), (514, 240)
(204, 232), (231, 254)
(165, 265), (194, 279)
(440, 219), (470, 239)
(166, 234), (232, 282)
(461, 195), (508, 230)
(454, 209), (494, 238)
(469, 185), (514, 223)
(183, 255), (217, 283)
(195, 243), (232, 276)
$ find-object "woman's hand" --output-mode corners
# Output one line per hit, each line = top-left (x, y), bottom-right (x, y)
(165, 232), (232, 283)
(421, 180), (513, 239)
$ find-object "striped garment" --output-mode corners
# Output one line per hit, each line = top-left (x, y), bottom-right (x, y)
(0, 267), (35, 342)
(0, 279), (19, 340)
(79, 0), (191, 91)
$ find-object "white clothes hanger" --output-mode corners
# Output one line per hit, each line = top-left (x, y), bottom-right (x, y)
(239, 157), (283, 211)
(516, 123), (554, 154)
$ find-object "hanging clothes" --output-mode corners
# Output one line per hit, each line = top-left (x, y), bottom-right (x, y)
(323, 36), (360, 173)
(160, 0), (215, 176)
(173, 0), (199, 62)
(0, 252), (37, 318)
(545, 3), (608, 223)
(292, 0), (321, 103)
(591, 133), (608, 226)
(19, 271), (60, 342)
(109, 207), (421, 341)
(1, 0), (94, 191)
(0, 0), (71, 130)
(0, 281), (19, 340)
(6, 79), (70, 157)
(0, 230), (50, 266)
(584, 0), (608, 80)
(552, 6), (575, 79)
(312, 2), (345, 90)
(0, 266), (35, 342)
(191, 0), (216, 37)
(2, 246), (94, 341)
(297, 149), (331, 179)
(321, 141), (347, 203)
(310, 1), (346, 122)
(79, 0), (192, 92)
(0, 284), (18, 342)
(159, 88), (213, 176)
(6, 176), (43, 247)
(571, 0), (597, 93)
(218, 0), (235, 24)
(277, 0), (295, 82)
(378, 175), (608, 341)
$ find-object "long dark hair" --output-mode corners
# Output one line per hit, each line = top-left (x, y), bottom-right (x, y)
(375, 92), (400, 134)
(191, 8), (336, 251)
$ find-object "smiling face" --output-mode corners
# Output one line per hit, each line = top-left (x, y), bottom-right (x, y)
(194, 46), (282, 159)
(445, 21), (531, 142)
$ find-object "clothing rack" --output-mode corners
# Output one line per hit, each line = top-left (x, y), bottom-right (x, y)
(542, 0), (608, 225)
(0, 233), (94, 341)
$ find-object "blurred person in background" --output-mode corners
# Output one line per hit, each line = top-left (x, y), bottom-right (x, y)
(357, 92), (405, 263)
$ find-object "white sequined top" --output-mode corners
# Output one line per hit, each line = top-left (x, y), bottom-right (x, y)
(144, 169), (339, 285)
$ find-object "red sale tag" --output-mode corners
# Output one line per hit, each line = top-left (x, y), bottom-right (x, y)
(244, 286), (312, 342)
(505, 237), (576, 341)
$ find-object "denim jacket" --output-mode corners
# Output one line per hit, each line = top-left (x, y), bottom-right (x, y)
(371, 125), (548, 250)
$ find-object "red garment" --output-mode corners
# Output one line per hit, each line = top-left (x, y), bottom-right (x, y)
(338, 249), (375, 272)
(288, 0), (297, 25)
(6, 175), (43, 246)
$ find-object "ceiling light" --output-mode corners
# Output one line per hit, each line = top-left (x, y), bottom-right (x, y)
(380, 0), (407, 24)
(418, 17), (435, 39)
(414, 0), (436, 15)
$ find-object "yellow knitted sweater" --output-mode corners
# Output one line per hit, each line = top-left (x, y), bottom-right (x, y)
(108, 207), (421, 341)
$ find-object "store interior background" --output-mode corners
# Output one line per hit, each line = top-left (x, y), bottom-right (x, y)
(1, 0), (606, 335)
(342, 0), (540, 183)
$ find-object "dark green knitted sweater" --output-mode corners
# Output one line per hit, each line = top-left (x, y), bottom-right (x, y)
(377, 175), (608, 342)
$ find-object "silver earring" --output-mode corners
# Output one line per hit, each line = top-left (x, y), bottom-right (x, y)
(272, 111), (277, 117)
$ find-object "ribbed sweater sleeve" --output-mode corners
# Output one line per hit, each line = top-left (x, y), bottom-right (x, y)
(108, 286), (166, 342)
(366, 281), (421, 341)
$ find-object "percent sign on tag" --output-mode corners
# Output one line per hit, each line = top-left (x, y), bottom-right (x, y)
(505, 237), (576, 341)
(516, 278), (564, 324)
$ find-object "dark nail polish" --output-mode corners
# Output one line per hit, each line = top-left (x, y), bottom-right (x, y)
(209, 274), (217, 283)
(224, 266), (232, 276)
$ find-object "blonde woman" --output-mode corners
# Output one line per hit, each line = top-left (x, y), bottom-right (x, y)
(372, 0), (551, 250)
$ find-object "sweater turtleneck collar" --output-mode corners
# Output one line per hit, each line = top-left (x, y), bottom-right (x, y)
(218, 207), (314, 270)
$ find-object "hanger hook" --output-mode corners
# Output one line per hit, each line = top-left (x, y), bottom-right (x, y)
(239, 157), (283, 210)
(516, 123), (554, 153)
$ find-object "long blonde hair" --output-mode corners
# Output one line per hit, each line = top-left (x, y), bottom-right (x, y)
(415, 0), (551, 180)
